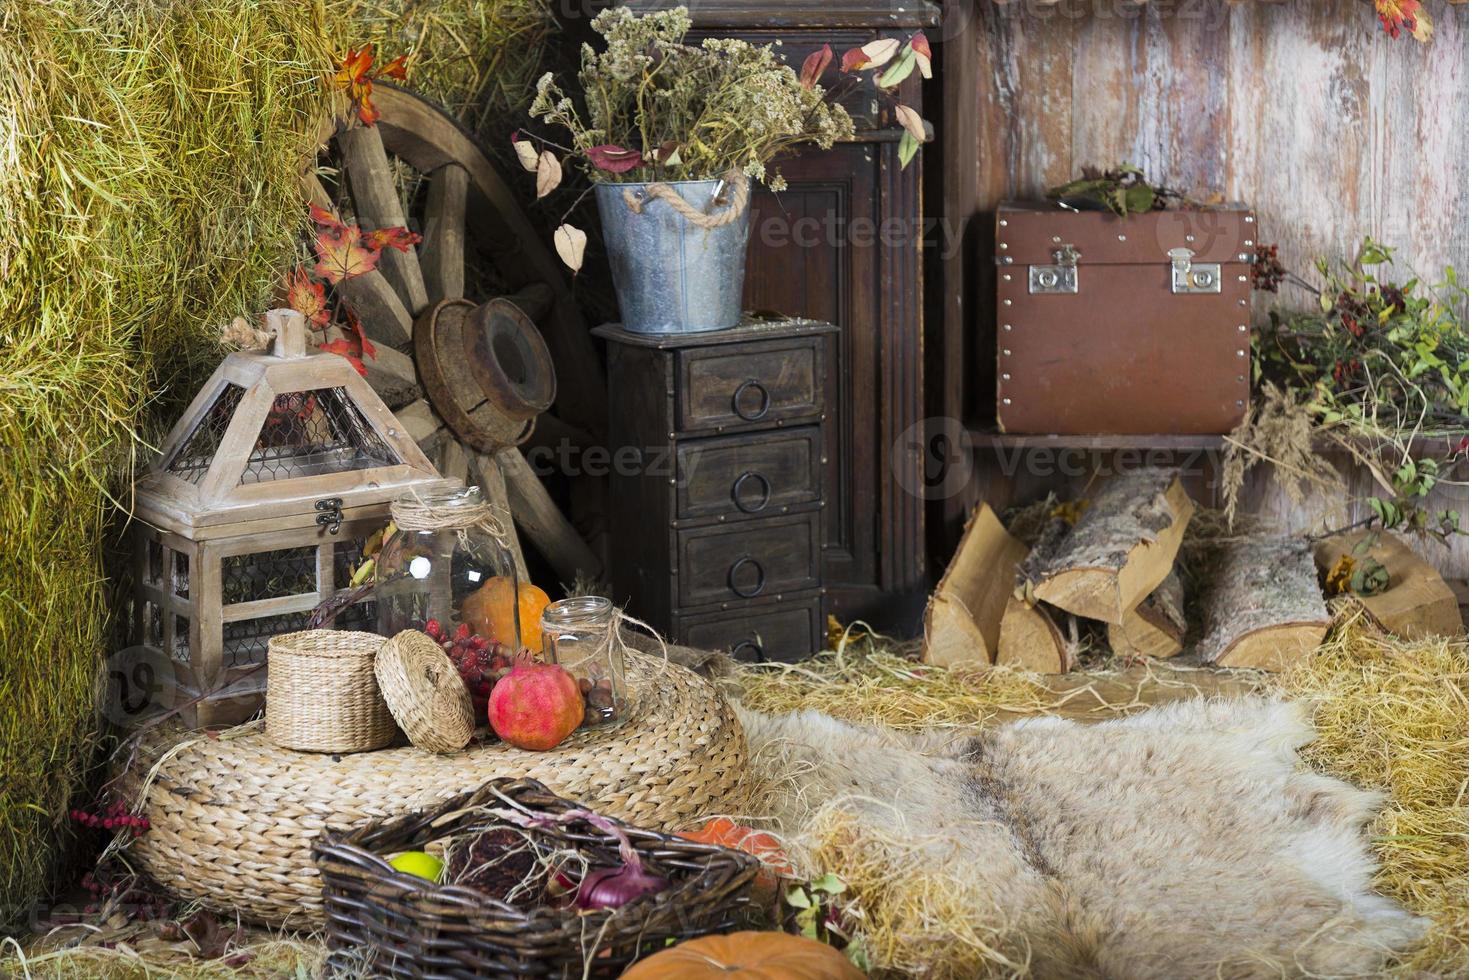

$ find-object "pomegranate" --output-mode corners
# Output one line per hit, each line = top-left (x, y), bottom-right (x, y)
(487, 661), (584, 751)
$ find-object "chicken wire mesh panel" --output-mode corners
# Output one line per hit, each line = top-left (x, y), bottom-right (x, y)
(221, 546), (318, 604)
(222, 601), (377, 669)
(164, 383), (246, 486)
(242, 388), (400, 484)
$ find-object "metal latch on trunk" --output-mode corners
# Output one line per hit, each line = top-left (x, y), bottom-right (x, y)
(1169, 248), (1221, 294)
(1029, 244), (1079, 294)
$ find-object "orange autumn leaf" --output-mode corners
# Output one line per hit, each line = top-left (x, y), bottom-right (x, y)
(320, 310), (377, 375)
(335, 45), (410, 127)
(314, 225), (379, 283)
(362, 225), (422, 253)
(285, 267), (330, 327)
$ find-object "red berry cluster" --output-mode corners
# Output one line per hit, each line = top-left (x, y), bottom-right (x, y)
(424, 618), (515, 718)
(70, 799), (149, 838)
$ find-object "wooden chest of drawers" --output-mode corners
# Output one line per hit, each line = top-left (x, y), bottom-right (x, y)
(594, 320), (838, 662)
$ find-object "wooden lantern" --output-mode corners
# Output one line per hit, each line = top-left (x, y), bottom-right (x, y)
(130, 309), (441, 726)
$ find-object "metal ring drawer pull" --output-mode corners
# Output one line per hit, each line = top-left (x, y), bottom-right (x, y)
(727, 555), (766, 598)
(730, 634), (766, 662)
(731, 470), (772, 513)
(731, 378), (770, 421)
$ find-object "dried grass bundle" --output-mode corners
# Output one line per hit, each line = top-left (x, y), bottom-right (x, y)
(0, 0), (550, 928)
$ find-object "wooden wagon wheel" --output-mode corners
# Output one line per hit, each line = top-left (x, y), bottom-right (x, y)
(306, 84), (603, 583)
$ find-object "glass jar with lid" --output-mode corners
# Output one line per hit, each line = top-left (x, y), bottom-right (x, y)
(373, 483), (533, 715)
(541, 596), (629, 727)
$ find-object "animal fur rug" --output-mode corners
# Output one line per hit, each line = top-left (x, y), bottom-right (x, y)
(738, 698), (1424, 979)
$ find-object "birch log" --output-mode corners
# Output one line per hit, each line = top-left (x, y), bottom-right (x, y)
(1196, 536), (1330, 670)
(996, 596), (1073, 674)
(923, 504), (1028, 666)
(1107, 570), (1187, 660)
(1314, 531), (1465, 640)
(1027, 467), (1195, 625)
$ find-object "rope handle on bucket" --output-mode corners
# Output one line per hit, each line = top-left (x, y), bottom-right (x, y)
(620, 171), (750, 229)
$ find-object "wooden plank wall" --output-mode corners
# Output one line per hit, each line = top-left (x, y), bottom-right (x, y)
(939, 0), (1469, 578)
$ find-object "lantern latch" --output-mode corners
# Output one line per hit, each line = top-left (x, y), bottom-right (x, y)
(315, 497), (344, 535)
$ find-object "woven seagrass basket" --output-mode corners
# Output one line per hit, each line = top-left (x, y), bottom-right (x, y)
(313, 777), (760, 979)
(265, 630), (397, 753)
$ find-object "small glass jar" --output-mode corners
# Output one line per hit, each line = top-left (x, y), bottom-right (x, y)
(541, 596), (628, 727)
(373, 484), (527, 717)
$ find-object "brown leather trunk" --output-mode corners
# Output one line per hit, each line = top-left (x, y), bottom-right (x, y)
(994, 203), (1255, 435)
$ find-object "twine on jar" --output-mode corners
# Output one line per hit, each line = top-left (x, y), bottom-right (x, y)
(620, 170), (749, 229)
(390, 486), (512, 552)
(613, 608), (668, 666)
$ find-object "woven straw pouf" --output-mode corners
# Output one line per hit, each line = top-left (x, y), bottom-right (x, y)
(117, 652), (746, 926)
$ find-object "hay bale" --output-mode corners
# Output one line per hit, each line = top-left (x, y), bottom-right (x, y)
(0, 0), (549, 928)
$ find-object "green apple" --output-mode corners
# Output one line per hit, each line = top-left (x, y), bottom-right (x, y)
(389, 851), (443, 882)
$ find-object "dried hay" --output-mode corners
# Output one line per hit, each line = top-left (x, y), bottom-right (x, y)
(1, 931), (327, 979)
(0, 0), (550, 928)
(1280, 614), (1469, 978)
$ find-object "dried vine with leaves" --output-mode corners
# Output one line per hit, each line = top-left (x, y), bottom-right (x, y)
(1228, 237), (1468, 549)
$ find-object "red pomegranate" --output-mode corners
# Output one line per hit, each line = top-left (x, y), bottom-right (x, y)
(487, 661), (584, 751)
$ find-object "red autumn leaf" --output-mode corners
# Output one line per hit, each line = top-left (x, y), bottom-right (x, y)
(335, 45), (410, 126)
(343, 309), (377, 362)
(320, 339), (367, 375)
(585, 144), (645, 174)
(309, 202), (347, 237)
(910, 32), (932, 79)
(800, 44), (833, 89)
(840, 46), (870, 73)
(285, 267), (330, 327)
(362, 225), (422, 252)
(376, 53), (409, 81)
(321, 310), (377, 375)
(314, 225), (379, 283)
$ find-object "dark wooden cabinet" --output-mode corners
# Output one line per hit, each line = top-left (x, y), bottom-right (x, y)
(621, 0), (938, 633)
(595, 320), (838, 662)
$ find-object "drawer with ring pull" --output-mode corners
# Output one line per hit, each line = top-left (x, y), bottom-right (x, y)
(675, 427), (822, 521)
(675, 337), (825, 433)
(674, 595), (824, 664)
(675, 511), (821, 609)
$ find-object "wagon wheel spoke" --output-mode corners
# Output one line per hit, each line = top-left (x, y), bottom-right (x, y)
(337, 123), (430, 316)
(420, 164), (468, 304)
(306, 87), (607, 581)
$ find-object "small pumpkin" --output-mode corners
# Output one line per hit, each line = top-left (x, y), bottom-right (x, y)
(460, 576), (550, 651)
(621, 931), (864, 980)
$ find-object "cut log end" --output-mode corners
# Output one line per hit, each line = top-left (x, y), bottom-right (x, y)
(1197, 535), (1329, 672)
(1211, 623), (1330, 671)
(997, 596), (1072, 674)
(922, 504), (1028, 667)
(1107, 571), (1186, 660)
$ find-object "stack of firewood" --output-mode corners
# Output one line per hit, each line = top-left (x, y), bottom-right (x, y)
(923, 467), (1337, 673)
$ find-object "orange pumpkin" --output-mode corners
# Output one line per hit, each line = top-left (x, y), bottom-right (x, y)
(460, 576), (550, 651)
(621, 932), (864, 979)
(680, 818), (791, 877)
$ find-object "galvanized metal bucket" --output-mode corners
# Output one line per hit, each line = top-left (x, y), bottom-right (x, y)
(594, 176), (751, 334)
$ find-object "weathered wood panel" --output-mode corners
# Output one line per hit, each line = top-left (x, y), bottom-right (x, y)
(947, 0), (1469, 578)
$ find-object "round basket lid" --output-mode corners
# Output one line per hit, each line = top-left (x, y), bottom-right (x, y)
(374, 630), (475, 753)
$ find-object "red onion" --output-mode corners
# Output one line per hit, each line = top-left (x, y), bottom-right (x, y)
(573, 863), (668, 910)
(504, 805), (670, 910)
